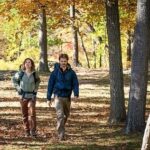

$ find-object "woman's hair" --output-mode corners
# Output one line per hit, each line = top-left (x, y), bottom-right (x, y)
(22, 58), (35, 71)
(19, 64), (23, 70)
(59, 53), (69, 61)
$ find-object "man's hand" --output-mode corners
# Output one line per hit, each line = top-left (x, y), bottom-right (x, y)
(74, 96), (78, 99)
(73, 96), (78, 102)
(47, 100), (51, 107)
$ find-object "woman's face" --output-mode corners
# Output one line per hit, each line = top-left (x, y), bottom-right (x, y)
(24, 59), (32, 70)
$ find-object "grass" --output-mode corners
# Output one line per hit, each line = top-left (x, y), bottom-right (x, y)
(0, 69), (146, 150)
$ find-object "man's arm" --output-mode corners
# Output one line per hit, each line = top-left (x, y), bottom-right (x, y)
(34, 72), (41, 93)
(72, 71), (79, 97)
(47, 71), (56, 101)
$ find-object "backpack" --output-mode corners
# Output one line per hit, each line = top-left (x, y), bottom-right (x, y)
(18, 71), (37, 85)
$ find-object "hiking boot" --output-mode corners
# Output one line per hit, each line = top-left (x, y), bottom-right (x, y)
(25, 131), (30, 137)
(59, 134), (65, 141)
(30, 130), (37, 137)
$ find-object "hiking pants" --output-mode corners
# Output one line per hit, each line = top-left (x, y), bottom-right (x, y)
(54, 96), (71, 138)
(20, 99), (36, 133)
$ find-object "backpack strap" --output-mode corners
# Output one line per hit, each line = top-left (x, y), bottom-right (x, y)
(17, 71), (24, 85)
(18, 71), (37, 85)
(33, 72), (37, 84)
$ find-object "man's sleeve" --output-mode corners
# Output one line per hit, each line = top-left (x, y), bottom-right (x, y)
(34, 72), (41, 92)
(47, 72), (56, 101)
(72, 71), (79, 97)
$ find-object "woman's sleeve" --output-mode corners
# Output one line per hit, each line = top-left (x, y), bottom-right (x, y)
(12, 72), (21, 92)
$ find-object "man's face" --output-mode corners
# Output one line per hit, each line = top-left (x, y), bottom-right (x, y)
(59, 58), (68, 68)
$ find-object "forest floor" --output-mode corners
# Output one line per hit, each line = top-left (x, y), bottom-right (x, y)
(0, 68), (149, 150)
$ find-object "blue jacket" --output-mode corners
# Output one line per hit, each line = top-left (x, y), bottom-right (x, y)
(47, 63), (79, 100)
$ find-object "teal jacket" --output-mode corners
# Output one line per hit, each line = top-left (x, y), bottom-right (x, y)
(12, 71), (40, 99)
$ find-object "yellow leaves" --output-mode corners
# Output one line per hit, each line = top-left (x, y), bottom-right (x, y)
(38, 0), (47, 5)
(20, 20), (30, 28)
(0, 0), (137, 35)
(120, 2), (136, 33)
(14, 0), (37, 15)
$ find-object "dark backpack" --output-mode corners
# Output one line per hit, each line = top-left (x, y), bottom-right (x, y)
(18, 71), (37, 85)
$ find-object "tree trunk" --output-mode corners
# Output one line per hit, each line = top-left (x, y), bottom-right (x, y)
(106, 0), (126, 123)
(78, 31), (90, 68)
(92, 39), (96, 68)
(86, 22), (102, 45)
(87, 22), (103, 68)
(126, 0), (150, 133)
(141, 115), (150, 150)
(127, 30), (132, 62)
(99, 54), (102, 68)
(70, 2), (79, 66)
(18, 32), (23, 57)
(126, 30), (132, 68)
(39, 7), (49, 72)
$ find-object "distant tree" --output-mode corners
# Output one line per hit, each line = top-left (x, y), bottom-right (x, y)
(105, 0), (126, 123)
(126, 0), (150, 133)
(70, 0), (79, 66)
(38, 6), (49, 72)
(126, 30), (132, 68)
(78, 30), (90, 68)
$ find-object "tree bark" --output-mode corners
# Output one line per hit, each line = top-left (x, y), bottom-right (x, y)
(39, 7), (49, 72)
(106, 0), (126, 123)
(126, 0), (150, 133)
(70, 2), (79, 66)
(141, 115), (150, 150)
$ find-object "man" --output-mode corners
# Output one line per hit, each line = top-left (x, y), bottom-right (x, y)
(47, 54), (79, 141)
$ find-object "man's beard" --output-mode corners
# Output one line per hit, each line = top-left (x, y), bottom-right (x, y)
(61, 64), (67, 67)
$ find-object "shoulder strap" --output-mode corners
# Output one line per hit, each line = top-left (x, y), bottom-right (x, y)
(33, 72), (37, 84)
(17, 71), (24, 85)
(19, 71), (24, 79)
(19, 71), (37, 84)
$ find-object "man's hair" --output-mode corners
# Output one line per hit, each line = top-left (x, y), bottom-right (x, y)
(59, 53), (69, 61)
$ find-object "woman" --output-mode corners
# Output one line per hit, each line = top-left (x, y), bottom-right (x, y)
(12, 58), (40, 137)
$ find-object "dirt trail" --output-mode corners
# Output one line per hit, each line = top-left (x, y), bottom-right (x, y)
(0, 69), (142, 150)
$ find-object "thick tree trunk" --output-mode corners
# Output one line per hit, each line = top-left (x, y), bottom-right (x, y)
(39, 8), (49, 72)
(106, 0), (126, 123)
(141, 115), (150, 150)
(126, 0), (150, 133)
(78, 31), (90, 68)
(70, 3), (79, 66)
